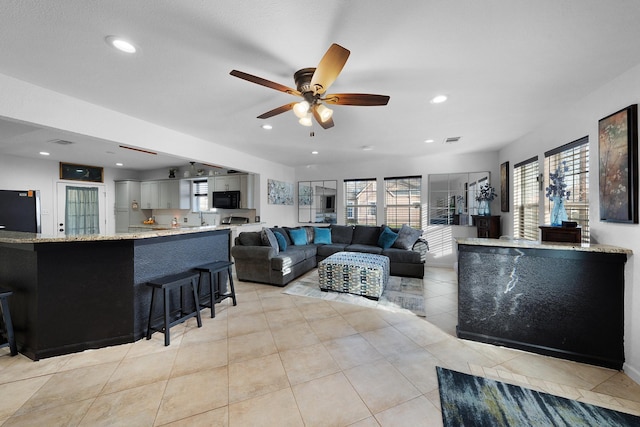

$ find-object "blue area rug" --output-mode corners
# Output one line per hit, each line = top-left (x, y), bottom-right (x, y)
(436, 366), (640, 426)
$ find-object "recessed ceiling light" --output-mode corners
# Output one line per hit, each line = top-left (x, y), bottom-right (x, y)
(261, 124), (272, 130)
(361, 145), (374, 151)
(311, 151), (318, 155)
(424, 139), (434, 144)
(105, 36), (137, 54)
(431, 95), (448, 104)
(39, 151), (50, 156)
(116, 162), (124, 166)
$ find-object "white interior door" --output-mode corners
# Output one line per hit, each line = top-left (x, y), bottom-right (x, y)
(56, 182), (107, 236)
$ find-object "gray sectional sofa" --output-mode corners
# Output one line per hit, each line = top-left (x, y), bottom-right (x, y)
(231, 224), (428, 286)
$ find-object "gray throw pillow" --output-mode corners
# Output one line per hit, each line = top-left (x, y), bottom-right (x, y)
(260, 227), (279, 254)
(392, 224), (423, 250)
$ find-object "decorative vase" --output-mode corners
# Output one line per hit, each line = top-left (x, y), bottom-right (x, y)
(550, 196), (568, 226)
(479, 200), (490, 216)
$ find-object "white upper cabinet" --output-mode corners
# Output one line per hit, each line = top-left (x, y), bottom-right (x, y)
(141, 180), (190, 210)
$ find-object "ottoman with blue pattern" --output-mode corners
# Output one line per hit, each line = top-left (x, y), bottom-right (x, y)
(318, 252), (390, 300)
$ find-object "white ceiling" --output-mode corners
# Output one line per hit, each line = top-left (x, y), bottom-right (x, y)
(1, 1), (640, 171)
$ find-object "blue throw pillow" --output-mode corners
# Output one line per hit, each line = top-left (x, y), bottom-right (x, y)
(289, 228), (308, 245)
(378, 226), (399, 249)
(273, 231), (287, 251)
(313, 227), (332, 244)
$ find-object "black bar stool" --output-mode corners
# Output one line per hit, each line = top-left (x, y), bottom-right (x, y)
(0, 288), (17, 356)
(146, 271), (202, 346)
(194, 261), (236, 318)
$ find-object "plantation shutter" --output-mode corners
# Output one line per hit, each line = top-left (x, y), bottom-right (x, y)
(513, 156), (539, 240)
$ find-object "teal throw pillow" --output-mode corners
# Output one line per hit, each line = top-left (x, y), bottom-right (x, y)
(273, 231), (287, 251)
(378, 226), (399, 249)
(289, 228), (308, 245)
(313, 227), (332, 244)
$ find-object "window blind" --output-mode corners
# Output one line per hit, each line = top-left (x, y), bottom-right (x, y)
(193, 179), (208, 212)
(544, 136), (589, 242)
(513, 156), (539, 240)
(384, 176), (422, 229)
(344, 179), (377, 225)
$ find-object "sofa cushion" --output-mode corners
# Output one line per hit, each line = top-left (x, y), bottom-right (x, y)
(303, 226), (315, 244)
(272, 227), (292, 246)
(352, 225), (381, 246)
(289, 228), (308, 245)
(261, 227), (279, 254)
(238, 231), (262, 247)
(345, 244), (383, 254)
(382, 247), (422, 263)
(270, 248), (306, 270)
(273, 231), (287, 251)
(317, 243), (348, 258)
(378, 225), (399, 249)
(329, 224), (354, 244)
(314, 227), (332, 244)
(393, 224), (423, 250)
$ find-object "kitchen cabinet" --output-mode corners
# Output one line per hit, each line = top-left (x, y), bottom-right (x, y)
(209, 175), (254, 209)
(140, 180), (190, 210)
(158, 180), (190, 209)
(239, 174), (254, 209)
(140, 181), (158, 209)
(213, 175), (240, 192)
(115, 180), (146, 233)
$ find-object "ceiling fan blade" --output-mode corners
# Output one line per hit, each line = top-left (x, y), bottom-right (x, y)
(230, 70), (301, 96)
(257, 102), (297, 119)
(310, 44), (350, 95)
(312, 105), (335, 129)
(323, 93), (390, 106)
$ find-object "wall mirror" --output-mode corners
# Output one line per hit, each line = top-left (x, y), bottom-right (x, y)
(298, 180), (337, 223)
(428, 172), (490, 225)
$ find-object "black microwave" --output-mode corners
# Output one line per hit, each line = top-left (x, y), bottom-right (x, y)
(212, 191), (240, 209)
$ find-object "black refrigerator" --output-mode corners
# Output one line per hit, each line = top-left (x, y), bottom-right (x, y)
(0, 189), (41, 232)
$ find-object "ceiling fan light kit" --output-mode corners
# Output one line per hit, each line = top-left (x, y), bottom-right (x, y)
(230, 43), (389, 130)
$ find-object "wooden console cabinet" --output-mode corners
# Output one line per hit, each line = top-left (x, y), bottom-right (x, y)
(539, 226), (582, 243)
(472, 215), (501, 238)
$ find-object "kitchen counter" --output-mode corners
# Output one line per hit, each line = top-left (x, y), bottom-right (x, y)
(456, 237), (632, 254)
(0, 227), (231, 360)
(457, 238), (630, 369)
(0, 224), (230, 243)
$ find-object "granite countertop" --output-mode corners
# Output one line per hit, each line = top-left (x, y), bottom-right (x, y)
(456, 237), (632, 255)
(0, 225), (231, 244)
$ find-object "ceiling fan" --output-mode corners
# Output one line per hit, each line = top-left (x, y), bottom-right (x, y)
(230, 43), (390, 129)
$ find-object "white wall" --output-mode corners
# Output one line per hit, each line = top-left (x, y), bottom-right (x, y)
(295, 150), (500, 267)
(0, 73), (296, 227)
(498, 62), (640, 382)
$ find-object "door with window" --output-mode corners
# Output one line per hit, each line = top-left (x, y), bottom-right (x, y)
(56, 182), (106, 236)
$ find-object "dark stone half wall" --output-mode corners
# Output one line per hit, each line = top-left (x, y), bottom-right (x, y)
(457, 244), (626, 369)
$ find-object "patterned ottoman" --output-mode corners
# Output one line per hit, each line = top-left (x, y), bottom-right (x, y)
(318, 252), (390, 300)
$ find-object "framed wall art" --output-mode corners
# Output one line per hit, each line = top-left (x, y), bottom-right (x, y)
(59, 162), (104, 183)
(500, 161), (509, 212)
(598, 104), (638, 223)
(267, 179), (294, 205)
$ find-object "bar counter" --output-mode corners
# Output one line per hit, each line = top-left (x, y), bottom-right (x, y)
(0, 226), (231, 360)
(456, 238), (632, 369)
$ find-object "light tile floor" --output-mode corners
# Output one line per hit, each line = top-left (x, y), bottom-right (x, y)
(1, 267), (640, 426)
